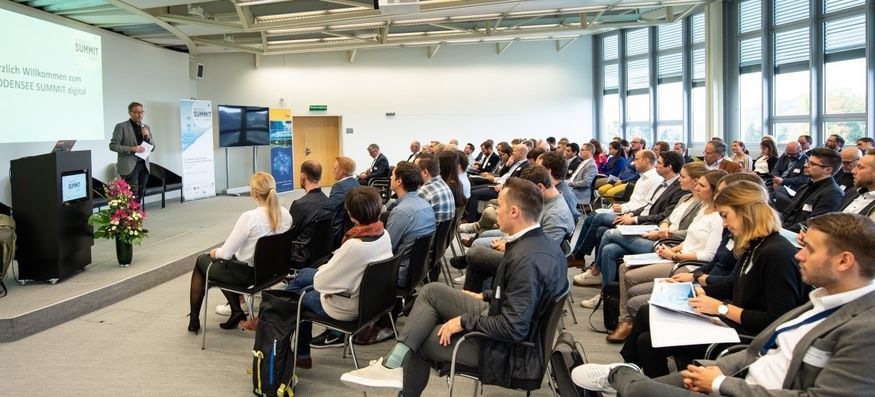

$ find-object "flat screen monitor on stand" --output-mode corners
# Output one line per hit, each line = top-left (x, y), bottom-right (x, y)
(217, 105), (269, 195)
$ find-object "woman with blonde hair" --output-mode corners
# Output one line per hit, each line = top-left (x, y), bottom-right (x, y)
(187, 172), (292, 333)
(619, 180), (807, 377)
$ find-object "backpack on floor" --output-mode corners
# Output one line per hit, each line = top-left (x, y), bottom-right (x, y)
(0, 214), (16, 298)
(252, 290), (300, 397)
(588, 281), (620, 333)
(549, 332), (600, 397)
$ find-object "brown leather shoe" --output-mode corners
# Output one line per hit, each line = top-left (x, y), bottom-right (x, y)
(461, 237), (474, 248)
(567, 256), (586, 268)
(605, 320), (633, 343)
(296, 357), (312, 369)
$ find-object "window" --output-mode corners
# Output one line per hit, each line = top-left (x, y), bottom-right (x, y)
(692, 87), (707, 141)
(739, 71), (763, 141)
(658, 82), (683, 121)
(627, 94), (650, 122)
(774, 70), (810, 116)
(824, 58), (866, 114)
(603, 94), (620, 137)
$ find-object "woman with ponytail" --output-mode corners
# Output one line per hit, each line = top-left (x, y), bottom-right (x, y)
(187, 172), (292, 333)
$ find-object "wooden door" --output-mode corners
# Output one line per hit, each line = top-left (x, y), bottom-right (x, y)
(292, 116), (341, 187)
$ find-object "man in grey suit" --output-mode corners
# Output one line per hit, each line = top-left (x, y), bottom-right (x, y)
(567, 142), (598, 206)
(109, 102), (155, 203)
(573, 212), (875, 397)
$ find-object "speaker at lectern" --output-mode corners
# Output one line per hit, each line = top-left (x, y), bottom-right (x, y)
(10, 150), (93, 284)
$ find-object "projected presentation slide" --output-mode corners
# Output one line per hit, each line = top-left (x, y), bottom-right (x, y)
(0, 8), (104, 144)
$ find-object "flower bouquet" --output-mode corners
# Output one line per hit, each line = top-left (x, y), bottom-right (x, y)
(88, 178), (148, 265)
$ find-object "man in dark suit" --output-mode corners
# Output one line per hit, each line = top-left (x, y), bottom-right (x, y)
(782, 148), (844, 232)
(406, 140), (422, 163)
(323, 156), (360, 247)
(358, 143), (390, 185)
(468, 140), (500, 175)
(565, 143), (582, 179)
(834, 147), (861, 192)
(109, 101), (155, 202)
(289, 160), (329, 268)
(835, 153), (875, 217)
(771, 141), (810, 211)
(674, 142), (694, 164)
(573, 212), (875, 397)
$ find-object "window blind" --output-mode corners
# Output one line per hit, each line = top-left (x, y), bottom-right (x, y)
(658, 53), (683, 79)
(626, 29), (649, 56)
(658, 23), (682, 51)
(739, 0), (762, 33)
(775, 27), (810, 65)
(740, 37), (763, 66)
(603, 34), (618, 60)
(825, 15), (866, 54)
(825, 0), (865, 14)
(626, 58), (650, 90)
(604, 63), (619, 89)
(692, 14), (705, 43)
(774, 0), (809, 25)
(692, 48), (706, 80)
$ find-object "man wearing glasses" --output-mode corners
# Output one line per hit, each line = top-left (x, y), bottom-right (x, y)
(835, 148), (863, 192)
(109, 101), (154, 204)
(781, 148), (844, 232)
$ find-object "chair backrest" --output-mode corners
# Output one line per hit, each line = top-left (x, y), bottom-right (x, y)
(306, 218), (334, 264)
(618, 181), (636, 202)
(251, 230), (294, 288)
(398, 234), (434, 295)
(540, 287), (571, 378)
(357, 253), (403, 326)
(430, 219), (453, 268)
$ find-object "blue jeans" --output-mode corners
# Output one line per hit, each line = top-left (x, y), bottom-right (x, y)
(285, 268), (331, 359)
(595, 229), (656, 287)
(571, 212), (617, 259)
(472, 229), (504, 248)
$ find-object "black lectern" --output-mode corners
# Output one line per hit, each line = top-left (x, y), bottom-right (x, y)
(10, 150), (93, 283)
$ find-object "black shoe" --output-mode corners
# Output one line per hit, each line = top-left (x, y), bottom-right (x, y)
(187, 315), (201, 335)
(219, 311), (246, 330)
(310, 330), (344, 349)
(449, 256), (468, 270)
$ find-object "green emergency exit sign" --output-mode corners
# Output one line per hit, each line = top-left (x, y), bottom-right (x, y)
(309, 105), (327, 111)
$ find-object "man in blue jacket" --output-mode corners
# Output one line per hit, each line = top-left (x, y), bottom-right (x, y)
(340, 177), (568, 396)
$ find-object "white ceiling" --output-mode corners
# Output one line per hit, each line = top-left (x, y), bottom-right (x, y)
(16, 0), (707, 57)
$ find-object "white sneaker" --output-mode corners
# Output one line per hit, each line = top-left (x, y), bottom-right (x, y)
(579, 293), (601, 309)
(573, 268), (601, 287)
(571, 363), (641, 392)
(453, 274), (466, 285)
(340, 357), (403, 392)
(458, 222), (479, 234)
(215, 303), (249, 316)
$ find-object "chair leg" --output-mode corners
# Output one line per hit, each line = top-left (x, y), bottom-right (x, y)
(348, 333), (360, 369)
(441, 258), (453, 286)
(201, 268), (212, 350)
(342, 335), (349, 359)
(388, 313), (398, 340)
(565, 299), (578, 324)
(291, 318), (302, 387)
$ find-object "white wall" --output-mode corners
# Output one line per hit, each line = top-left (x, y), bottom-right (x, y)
(0, 2), (193, 204)
(196, 39), (594, 190)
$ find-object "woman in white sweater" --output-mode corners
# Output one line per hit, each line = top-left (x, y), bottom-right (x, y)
(285, 186), (393, 368)
(187, 172), (292, 333)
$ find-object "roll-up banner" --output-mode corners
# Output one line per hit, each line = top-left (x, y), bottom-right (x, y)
(179, 99), (216, 200)
(269, 108), (294, 193)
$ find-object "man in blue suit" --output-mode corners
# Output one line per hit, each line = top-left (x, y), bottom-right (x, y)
(323, 156), (360, 247)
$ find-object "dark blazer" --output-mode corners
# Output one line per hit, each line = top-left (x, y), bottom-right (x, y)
(481, 152), (501, 174)
(833, 169), (855, 192)
(631, 178), (686, 225)
(713, 290), (875, 397)
(782, 177), (844, 232)
(565, 156), (582, 179)
(771, 152), (810, 189)
(506, 160), (530, 179)
(367, 153), (390, 179)
(109, 120), (154, 175)
(838, 187), (875, 216)
(322, 176), (360, 244)
(289, 188), (329, 264)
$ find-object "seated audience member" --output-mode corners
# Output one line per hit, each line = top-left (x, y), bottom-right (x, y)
(838, 153), (875, 217)
(857, 137), (874, 155)
(574, 212), (875, 397)
(323, 156), (359, 247)
(466, 144), (529, 221)
(538, 150), (580, 221)
(567, 142), (599, 206)
(406, 141), (422, 163)
(754, 139), (780, 179)
(599, 138), (646, 197)
(289, 161), (330, 268)
(462, 165), (574, 293)
(464, 142), (477, 164)
(358, 143), (390, 185)
(455, 150), (472, 199)
(285, 187), (393, 368)
(618, 180), (807, 377)
(771, 141), (809, 210)
(468, 140), (499, 175)
(702, 141), (742, 174)
(340, 178), (568, 396)
(439, 150), (467, 206)
(781, 148), (843, 232)
(601, 141), (629, 178)
(591, 139), (609, 172)
(413, 155), (455, 223)
(605, 171), (756, 342)
(731, 140), (753, 171)
(469, 141), (512, 186)
(565, 143), (582, 178)
(569, 150), (662, 265)
(674, 142), (694, 164)
(652, 141), (669, 157)
(797, 134), (813, 153)
(386, 162), (436, 287)
(835, 147), (862, 192)
(578, 152), (693, 290)
(575, 162), (706, 289)
(186, 172), (293, 333)
(825, 133), (845, 151)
